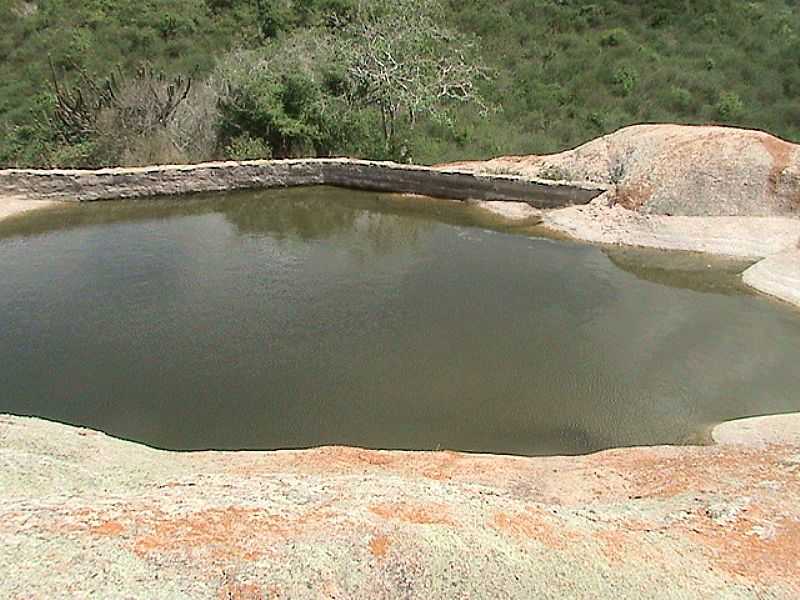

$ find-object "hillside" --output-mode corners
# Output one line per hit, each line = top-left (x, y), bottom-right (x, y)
(446, 0), (800, 160)
(1, 0), (799, 167)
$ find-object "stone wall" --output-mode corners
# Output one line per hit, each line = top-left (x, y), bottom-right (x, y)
(0, 158), (607, 208)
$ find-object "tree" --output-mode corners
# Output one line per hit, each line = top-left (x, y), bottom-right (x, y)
(215, 47), (328, 158)
(333, 0), (489, 152)
(255, 0), (291, 39)
(45, 61), (217, 166)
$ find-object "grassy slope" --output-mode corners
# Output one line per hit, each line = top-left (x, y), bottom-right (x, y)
(428, 0), (800, 161)
(1, 0), (799, 165)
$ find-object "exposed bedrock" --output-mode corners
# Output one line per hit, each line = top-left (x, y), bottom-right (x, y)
(451, 125), (800, 308)
(447, 124), (800, 217)
(2, 127), (800, 597)
(743, 248), (800, 308)
(1, 414), (799, 599)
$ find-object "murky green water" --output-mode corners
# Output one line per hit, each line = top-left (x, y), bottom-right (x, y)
(1, 187), (799, 455)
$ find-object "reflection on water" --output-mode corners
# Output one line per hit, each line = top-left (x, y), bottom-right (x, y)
(0, 187), (515, 242)
(604, 246), (755, 296)
(1, 187), (799, 455)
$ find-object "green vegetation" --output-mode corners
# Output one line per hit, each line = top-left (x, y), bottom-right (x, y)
(2, 0), (799, 167)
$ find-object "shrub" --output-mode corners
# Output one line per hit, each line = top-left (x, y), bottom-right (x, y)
(255, 0), (291, 39)
(612, 64), (639, 96)
(669, 86), (693, 111)
(649, 10), (670, 28)
(46, 141), (101, 168)
(587, 111), (605, 130)
(224, 134), (272, 160)
(579, 5), (604, 28)
(715, 91), (745, 120)
(537, 164), (572, 181)
(217, 63), (324, 157)
(599, 28), (629, 48)
(2, 0), (800, 167)
(45, 63), (216, 166)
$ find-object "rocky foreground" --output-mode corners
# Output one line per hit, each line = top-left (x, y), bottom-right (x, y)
(1, 414), (799, 599)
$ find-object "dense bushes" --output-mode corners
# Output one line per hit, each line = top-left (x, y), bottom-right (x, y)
(1, 0), (799, 167)
(442, 0), (800, 160)
(218, 69), (324, 157)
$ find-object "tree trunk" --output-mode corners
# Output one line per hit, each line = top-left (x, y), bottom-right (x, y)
(381, 106), (390, 149)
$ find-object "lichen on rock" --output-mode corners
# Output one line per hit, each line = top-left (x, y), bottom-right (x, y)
(448, 124), (800, 217)
(1, 413), (799, 598)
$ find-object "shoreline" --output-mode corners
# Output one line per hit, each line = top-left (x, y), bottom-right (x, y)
(474, 196), (800, 308)
(2, 412), (798, 597)
(0, 196), (63, 222)
(0, 158), (605, 206)
(2, 157), (800, 596)
(3, 165), (799, 308)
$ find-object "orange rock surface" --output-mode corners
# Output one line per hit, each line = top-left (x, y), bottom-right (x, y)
(1, 413), (798, 598)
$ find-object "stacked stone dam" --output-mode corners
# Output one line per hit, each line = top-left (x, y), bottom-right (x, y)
(2, 126), (798, 310)
(0, 158), (607, 208)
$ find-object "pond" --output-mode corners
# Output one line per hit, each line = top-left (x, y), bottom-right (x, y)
(1, 187), (799, 455)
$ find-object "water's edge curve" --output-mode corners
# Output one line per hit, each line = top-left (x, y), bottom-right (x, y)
(1, 412), (798, 597)
(2, 157), (799, 308)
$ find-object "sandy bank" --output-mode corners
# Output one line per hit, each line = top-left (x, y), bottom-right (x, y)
(743, 248), (800, 307)
(0, 197), (62, 223)
(1, 413), (798, 599)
